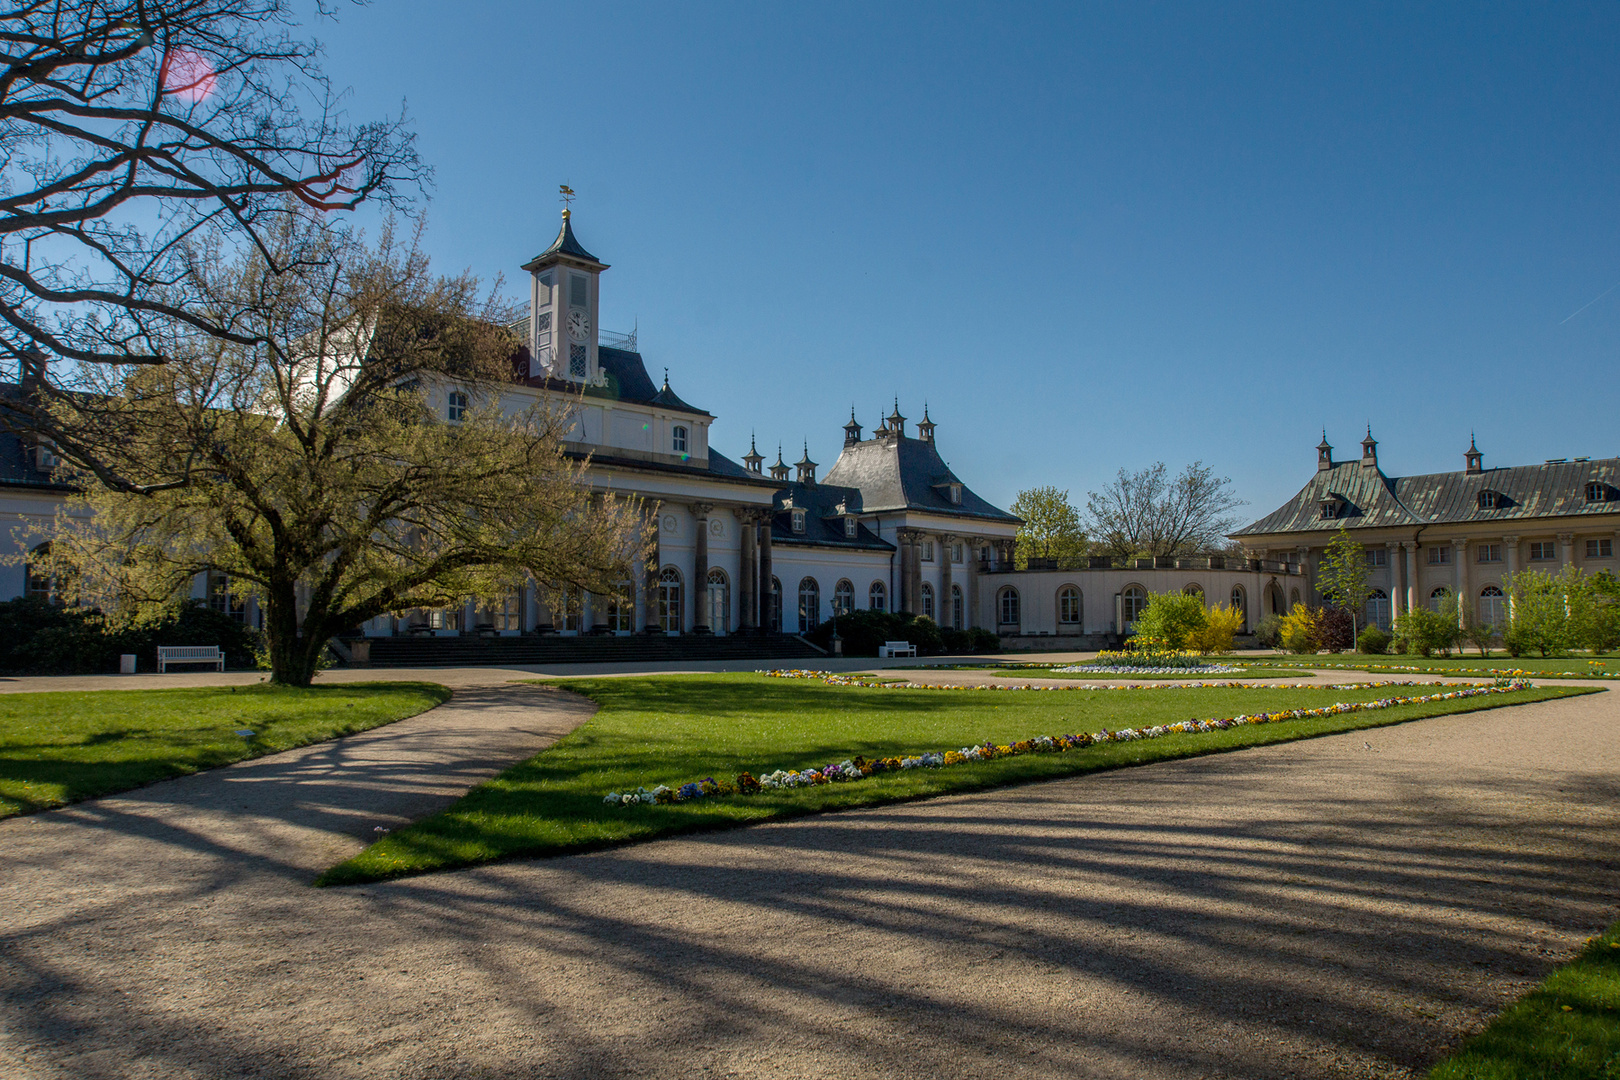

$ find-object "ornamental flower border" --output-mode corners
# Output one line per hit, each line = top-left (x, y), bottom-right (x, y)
(603, 679), (1533, 807)
(1055, 664), (1244, 675)
(758, 669), (1478, 693)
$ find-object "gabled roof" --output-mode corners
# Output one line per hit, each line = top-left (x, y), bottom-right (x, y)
(821, 434), (1020, 523)
(521, 214), (606, 271)
(517, 345), (712, 417)
(1236, 456), (1620, 536)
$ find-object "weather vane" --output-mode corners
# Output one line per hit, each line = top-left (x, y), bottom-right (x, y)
(559, 184), (576, 212)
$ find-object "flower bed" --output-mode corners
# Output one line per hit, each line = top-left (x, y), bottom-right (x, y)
(1055, 664), (1243, 675)
(761, 669), (1466, 692)
(603, 680), (1533, 807)
(1087, 647), (1213, 669)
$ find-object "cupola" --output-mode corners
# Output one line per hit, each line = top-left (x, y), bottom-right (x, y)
(1317, 432), (1333, 471)
(795, 442), (818, 485)
(768, 446), (791, 483)
(1360, 426), (1378, 468)
(742, 433), (764, 475)
(1464, 434), (1483, 475)
(843, 408), (863, 447)
(887, 400), (906, 438)
(917, 404), (936, 444)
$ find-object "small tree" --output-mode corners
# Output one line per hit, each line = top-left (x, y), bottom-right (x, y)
(1086, 462), (1245, 558)
(1128, 590), (1208, 650)
(1009, 486), (1088, 569)
(1504, 567), (1581, 658)
(33, 210), (647, 686)
(1316, 526), (1371, 631)
(1186, 604), (1244, 655)
(1394, 597), (1462, 658)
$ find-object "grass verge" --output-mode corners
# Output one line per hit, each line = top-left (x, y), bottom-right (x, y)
(1225, 654), (1620, 680)
(318, 673), (1592, 886)
(0, 681), (451, 817)
(1428, 920), (1620, 1079)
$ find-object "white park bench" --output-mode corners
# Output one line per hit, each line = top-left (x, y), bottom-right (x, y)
(157, 645), (225, 673)
(878, 640), (917, 658)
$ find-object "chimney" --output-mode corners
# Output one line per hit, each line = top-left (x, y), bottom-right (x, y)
(1317, 432), (1333, 472)
(1360, 427), (1378, 468)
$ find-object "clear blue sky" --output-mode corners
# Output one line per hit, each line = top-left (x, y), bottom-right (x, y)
(308, 1), (1620, 524)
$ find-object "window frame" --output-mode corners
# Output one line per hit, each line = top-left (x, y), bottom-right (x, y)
(446, 390), (469, 423)
(833, 579), (854, 617)
(672, 425), (688, 453)
(1058, 585), (1082, 625)
(797, 576), (821, 633)
(1529, 541), (1557, 561)
(997, 586), (1021, 627)
(868, 580), (886, 613)
(1587, 537), (1614, 558)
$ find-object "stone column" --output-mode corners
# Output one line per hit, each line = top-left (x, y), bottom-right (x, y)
(1386, 542), (1402, 620)
(758, 517), (774, 632)
(1404, 542), (1418, 615)
(1503, 534), (1520, 620)
(690, 502), (713, 633)
(1296, 545), (1313, 603)
(738, 510), (758, 631)
(1559, 532), (1575, 571)
(938, 533), (956, 628)
(965, 536), (982, 628)
(642, 509), (662, 633)
(580, 590), (594, 634)
(1453, 538), (1468, 626)
(896, 529), (923, 614)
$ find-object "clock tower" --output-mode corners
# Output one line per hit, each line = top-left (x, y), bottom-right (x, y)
(521, 208), (609, 383)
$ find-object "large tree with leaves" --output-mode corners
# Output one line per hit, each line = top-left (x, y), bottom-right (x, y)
(1008, 485), (1088, 569)
(35, 209), (648, 685)
(1085, 461), (1245, 558)
(0, 0), (418, 384)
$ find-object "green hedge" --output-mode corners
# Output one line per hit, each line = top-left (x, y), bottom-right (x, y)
(0, 598), (261, 674)
(804, 609), (998, 656)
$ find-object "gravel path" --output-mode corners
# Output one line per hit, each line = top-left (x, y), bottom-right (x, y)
(1, 676), (1616, 1079)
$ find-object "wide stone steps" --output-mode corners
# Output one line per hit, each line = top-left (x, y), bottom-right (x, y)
(362, 633), (824, 668)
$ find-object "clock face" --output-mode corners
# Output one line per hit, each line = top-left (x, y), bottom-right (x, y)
(566, 308), (590, 343)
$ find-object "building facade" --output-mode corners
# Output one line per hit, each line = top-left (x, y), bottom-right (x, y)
(1234, 432), (1620, 629)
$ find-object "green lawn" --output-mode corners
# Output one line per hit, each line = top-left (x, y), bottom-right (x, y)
(318, 672), (1590, 886)
(0, 682), (451, 817)
(1224, 654), (1620, 680)
(1428, 920), (1620, 1079)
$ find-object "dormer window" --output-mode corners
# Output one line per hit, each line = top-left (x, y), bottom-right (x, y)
(1587, 481), (1611, 503)
(33, 442), (61, 472)
(672, 426), (688, 453)
(950, 483), (962, 505)
(791, 509), (806, 534)
(1478, 490), (1505, 510)
(446, 390), (468, 423)
(844, 517), (857, 539)
(1318, 497), (1346, 520)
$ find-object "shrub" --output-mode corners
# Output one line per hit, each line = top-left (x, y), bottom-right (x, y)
(1312, 606), (1356, 652)
(1128, 591), (1208, 650)
(805, 610), (972, 657)
(1186, 604), (1244, 655)
(1278, 604), (1318, 654)
(1394, 602), (1461, 658)
(1356, 625), (1390, 654)
(1254, 613), (1283, 649)
(0, 598), (259, 674)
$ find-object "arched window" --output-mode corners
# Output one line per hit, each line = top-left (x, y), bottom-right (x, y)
(1366, 588), (1390, 631)
(1265, 581), (1285, 616)
(1183, 582), (1204, 599)
(1290, 587), (1302, 608)
(833, 579), (854, 617)
(951, 584), (963, 630)
(446, 390), (468, 423)
(672, 425), (688, 453)
(869, 580), (886, 612)
(208, 571), (248, 622)
(1479, 585), (1506, 626)
(1058, 585), (1082, 625)
(998, 586), (1020, 626)
(706, 568), (730, 633)
(658, 568), (683, 633)
(1230, 585), (1248, 631)
(606, 578), (634, 633)
(921, 582), (935, 619)
(770, 576), (782, 632)
(1429, 585), (1451, 612)
(798, 577), (821, 632)
(1122, 584), (1148, 626)
(555, 587), (582, 632)
(25, 542), (56, 602)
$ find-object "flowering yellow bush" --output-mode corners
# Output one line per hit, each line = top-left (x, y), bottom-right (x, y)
(1186, 604), (1245, 654)
(1279, 603), (1319, 654)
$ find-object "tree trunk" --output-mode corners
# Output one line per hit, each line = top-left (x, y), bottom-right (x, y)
(262, 583), (324, 687)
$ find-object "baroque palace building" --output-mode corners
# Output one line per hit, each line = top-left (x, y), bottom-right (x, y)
(1234, 431), (1620, 629)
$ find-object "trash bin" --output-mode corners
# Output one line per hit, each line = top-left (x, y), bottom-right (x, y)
(119, 654), (137, 675)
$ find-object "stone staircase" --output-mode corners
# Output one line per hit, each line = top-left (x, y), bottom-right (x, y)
(361, 633), (825, 668)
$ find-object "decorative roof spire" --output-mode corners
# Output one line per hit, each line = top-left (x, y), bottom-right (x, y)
(795, 441), (818, 485)
(1465, 432), (1483, 474)
(917, 402), (936, 443)
(1360, 425), (1378, 467)
(887, 398), (906, 438)
(742, 432), (764, 474)
(1317, 430), (1333, 471)
(843, 406), (863, 447)
(769, 444), (791, 482)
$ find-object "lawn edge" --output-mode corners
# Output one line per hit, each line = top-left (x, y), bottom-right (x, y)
(315, 682), (1596, 888)
(0, 681), (453, 820)
(1425, 918), (1620, 1079)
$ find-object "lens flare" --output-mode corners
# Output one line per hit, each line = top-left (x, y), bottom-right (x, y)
(161, 48), (217, 103)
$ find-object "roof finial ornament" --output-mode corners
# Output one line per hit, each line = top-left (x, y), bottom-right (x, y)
(559, 183), (575, 219)
(662, 366), (669, 389)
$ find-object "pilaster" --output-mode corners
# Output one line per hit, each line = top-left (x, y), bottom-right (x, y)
(690, 502), (713, 633)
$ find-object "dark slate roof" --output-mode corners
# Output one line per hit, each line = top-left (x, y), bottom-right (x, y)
(1236, 456), (1620, 535)
(568, 447), (779, 488)
(518, 345), (712, 417)
(771, 481), (894, 550)
(821, 435), (1020, 523)
(0, 383), (71, 492)
(521, 215), (605, 270)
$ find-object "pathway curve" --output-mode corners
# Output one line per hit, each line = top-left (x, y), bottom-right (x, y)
(0, 671), (1616, 1079)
